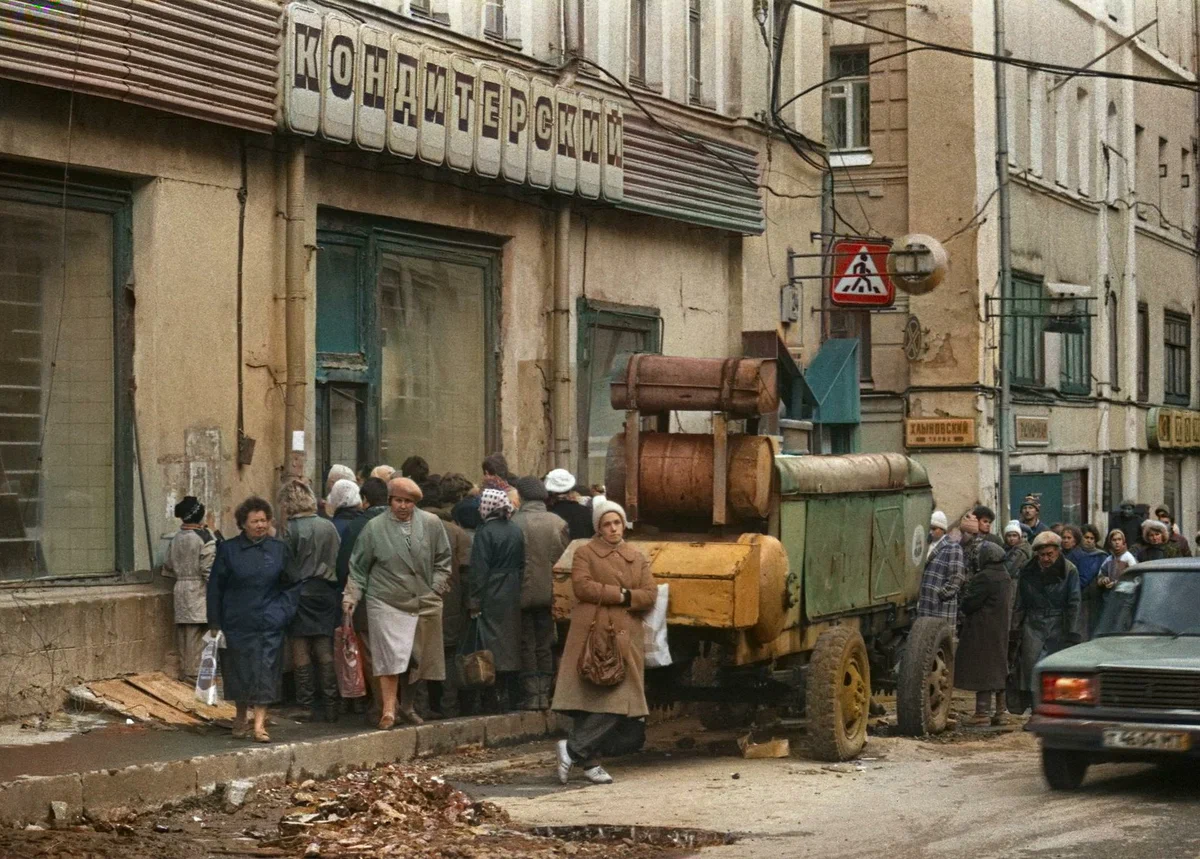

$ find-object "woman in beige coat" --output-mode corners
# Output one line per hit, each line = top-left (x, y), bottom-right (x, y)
(552, 499), (656, 786)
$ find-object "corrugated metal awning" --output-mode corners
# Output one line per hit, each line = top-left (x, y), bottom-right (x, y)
(620, 116), (765, 236)
(0, 0), (280, 133)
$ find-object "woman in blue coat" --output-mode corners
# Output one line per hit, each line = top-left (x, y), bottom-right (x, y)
(207, 496), (296, 742)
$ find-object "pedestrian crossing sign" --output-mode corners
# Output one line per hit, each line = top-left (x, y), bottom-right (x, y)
(829, 240), (895, 308)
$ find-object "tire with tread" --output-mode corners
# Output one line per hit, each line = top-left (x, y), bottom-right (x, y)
(896, 617), (955, 737)
(806, 625), (870, 762)
(1041, 747), (1089, 790)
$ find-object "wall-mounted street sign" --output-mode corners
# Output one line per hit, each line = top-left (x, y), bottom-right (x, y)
(905, 417), (976, 448)
(1147, 407), (1200, 450)
(829, 240), (895, 308)
(1015, 416), (1050, 446)
(282, 3), (624, 202)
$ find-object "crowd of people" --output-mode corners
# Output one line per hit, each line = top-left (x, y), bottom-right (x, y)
(918, 494), (1190, 726)
(163, 456), (652, 784)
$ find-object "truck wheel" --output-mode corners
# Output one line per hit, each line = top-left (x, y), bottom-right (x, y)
(806, 626), (870, 761)
(1041, 747), (1089, 790)
(896, 618), (955, 736)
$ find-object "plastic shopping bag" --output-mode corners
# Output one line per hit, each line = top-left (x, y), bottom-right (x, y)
(643, 583), (672, 668)
(194, 631), (223, 707)
(334, 617), (367, 699)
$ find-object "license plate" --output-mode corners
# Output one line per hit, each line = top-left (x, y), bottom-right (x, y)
(1102, 728), (1191, 752)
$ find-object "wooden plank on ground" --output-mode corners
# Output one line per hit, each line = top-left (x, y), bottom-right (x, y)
(125, 672), (237, 722)
(86, 679), (203, 727)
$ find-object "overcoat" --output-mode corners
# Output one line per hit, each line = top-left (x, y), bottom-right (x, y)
(468, 517), (526, 673)
(512, 500), (570, 610)
(436, 510), (473, 650)
(164, 526), (216, 624)
(206, 533), (297, 704)
(551, 537), (657, 717)
(954, 544), (1013, 691)
(1013, 554), (1082, 694)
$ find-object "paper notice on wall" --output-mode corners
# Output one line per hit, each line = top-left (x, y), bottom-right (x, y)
(292, 431), (305, 452)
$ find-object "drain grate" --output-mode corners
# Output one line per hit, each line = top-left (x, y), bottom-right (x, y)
(528, 824), (739, 848)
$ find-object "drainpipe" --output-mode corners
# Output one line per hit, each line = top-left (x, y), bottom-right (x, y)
(284, 138), (308, 479)
(553, 201), (572, 470)
(994, 0), (1013, 521)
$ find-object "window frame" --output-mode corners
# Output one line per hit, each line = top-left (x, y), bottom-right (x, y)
(1060, 303), (1091, 395)
(1136, 302), (1149, 401)
(826, 49), (870, 152)
(0, 163), (134, 578)
(483, 0), (506, 40)
(1010, 273), (1045, 387)
(629, 0), (648, 85)
(1107, 290), (1119, 392)
(1163, 310), (1191, 406)
(687, 0), (702, 105)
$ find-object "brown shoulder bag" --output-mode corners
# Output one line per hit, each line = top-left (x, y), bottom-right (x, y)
(578, 610), (626, 687)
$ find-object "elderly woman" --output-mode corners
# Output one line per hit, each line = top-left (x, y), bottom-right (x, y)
(164, 495), (217, 685)
(469, 487), (526, 713)
(552, 498), (656, 786)
(279, 480), (342, 723)
(343, 477), (452, 729)
(1010, 531), (1082, 714)
(328, 478), (364, 542)
(1136, 518), (1176, 562)
(206, 497), (296, 742)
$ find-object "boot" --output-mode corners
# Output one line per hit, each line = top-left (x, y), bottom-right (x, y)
(518, 672), (540, 710)
(317, 662), (340, 723)
(293, 664), (316, 722)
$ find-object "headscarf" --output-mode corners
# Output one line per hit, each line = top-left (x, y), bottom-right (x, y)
(479, 487), (513, 521)
(328, 478), (362, 512)
(326, 463), (355, 491)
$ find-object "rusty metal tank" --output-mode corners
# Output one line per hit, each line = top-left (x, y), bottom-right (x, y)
(606, 432), (775, 521)
(610, 354), (778, 417)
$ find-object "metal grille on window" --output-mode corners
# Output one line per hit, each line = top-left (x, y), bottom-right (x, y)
(1011, 275), (1045, 386)
(484, 0), (505, 39)
(1164, 311), (1191, 406)
(828, 51), (870, 151)
(688, 0), (701, 104)
(629, 0), (647, 83)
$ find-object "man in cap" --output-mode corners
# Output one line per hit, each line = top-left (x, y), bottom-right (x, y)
(544, 468), (595, 541)
(1018, 495), (1048, 539)
(163, 496), (218, 685)
(1010, 530), (1081, 713)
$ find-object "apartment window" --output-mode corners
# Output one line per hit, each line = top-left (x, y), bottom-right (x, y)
(1076, 88), (1091, 195)
(1028, 71), (1044, 176)
(629, 0), (647, 83)
(1054, 85), (1070, 187)
(410, 0), (431, 13)
(1107, 291), (1119, 391)
(1061, 308), (1090, 395)
(483, 0), (505, 39)
(687, 0), (701, 104)
(1158, 137), (1169, 226)
(1164, 311), (1191, 405)
(1104, 102), (1120, 205)
(1135, 125), (1146, 219)
(1137, 302), (1149, 400)
(827, 50), (870, 151)
(1011, 274), (1045, 386)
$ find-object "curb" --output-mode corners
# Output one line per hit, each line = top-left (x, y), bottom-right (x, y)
(1, 711), (569, 827)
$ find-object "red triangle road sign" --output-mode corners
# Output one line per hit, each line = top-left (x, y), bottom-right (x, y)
(829, 240), (895, 308)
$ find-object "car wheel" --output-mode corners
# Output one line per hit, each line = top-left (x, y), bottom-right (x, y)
(1041, 747), (1089, 790)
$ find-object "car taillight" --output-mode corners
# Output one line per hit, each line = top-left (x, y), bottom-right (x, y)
(1041, 673), (1097, 705)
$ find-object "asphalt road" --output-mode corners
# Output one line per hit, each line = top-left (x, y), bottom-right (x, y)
(454, 718), (1200, 859)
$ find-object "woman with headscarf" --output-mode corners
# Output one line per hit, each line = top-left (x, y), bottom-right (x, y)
(468, 487), (526, 712)
(1095, 528), (1138, 635)
(164, 495), (217, 685)
(343, 477), (452, 729)
(278, 480), (342, 722)
(207, 497), (296, 742)
(328, 478), (364, 542)
(552, 498), (656, 786)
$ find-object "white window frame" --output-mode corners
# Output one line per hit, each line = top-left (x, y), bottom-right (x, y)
(483, 0), (506, 40)
(629, 0), (647, 84)
(827, 51), (870, 152)
(1054, 82), (1070, 188)
(687, 0), (701, 104)
(1076, 87), (1091, 196)
(1028, 70), (1044, 176)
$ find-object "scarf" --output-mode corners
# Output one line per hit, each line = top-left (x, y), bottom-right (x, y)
(479, 487), (513, 521)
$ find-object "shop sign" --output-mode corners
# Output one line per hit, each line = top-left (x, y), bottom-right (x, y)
(1015, 416), (1050, 446)
(282, 3), (624, 202)
(1147, 407), (1200, 449)
(905, 417), (976, 448)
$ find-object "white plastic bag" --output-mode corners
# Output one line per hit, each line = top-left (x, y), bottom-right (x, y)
(194, 630), (223, 707)
(643, 583), (672, 668)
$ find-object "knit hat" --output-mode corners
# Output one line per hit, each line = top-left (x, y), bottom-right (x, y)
(544, 468), (577, 495)
(479, 487), (513, 521)
(978, 541), (1006, 566)
(1031, 530), (1061, 549)
(1021, 494), (1041, 510)
(514, 476), (548, 503)
(1003, 519), (1022, 537)
(328, 478), (361, 512)
(174, 495), (205, 524)
(592, 497), (628, 531)
(929, 510), (948, 530)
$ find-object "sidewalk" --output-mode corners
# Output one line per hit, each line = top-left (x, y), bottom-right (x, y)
(0, 708), (559, 828)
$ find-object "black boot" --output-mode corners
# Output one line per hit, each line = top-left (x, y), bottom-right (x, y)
(518, 672), (540, 710)
(538, 673), (555, 710)
(293, 664), (316, 722)
(317, 662), (340, 723)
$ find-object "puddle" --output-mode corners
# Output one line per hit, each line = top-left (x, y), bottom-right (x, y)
(0, 712), (113, 747)
(528, 824), (740, 848)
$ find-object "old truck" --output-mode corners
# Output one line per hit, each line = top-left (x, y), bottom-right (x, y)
(553, 353), (953, 760)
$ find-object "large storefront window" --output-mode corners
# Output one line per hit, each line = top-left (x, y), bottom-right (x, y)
(0, 176), (131, 580)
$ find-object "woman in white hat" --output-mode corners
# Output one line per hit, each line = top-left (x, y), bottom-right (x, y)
(926, 510), (948, 560)
(544, 468), (595, 540)
(1001, 520), (1032, 578)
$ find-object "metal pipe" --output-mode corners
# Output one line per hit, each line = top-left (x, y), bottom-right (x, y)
(994, 0), (1013, 520)
(284, 138), (307, 479)
(553, 201), (572, 470)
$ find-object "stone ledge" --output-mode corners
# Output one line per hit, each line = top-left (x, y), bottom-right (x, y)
(81, 760), (198, 821)
(0, 773), (84, 827)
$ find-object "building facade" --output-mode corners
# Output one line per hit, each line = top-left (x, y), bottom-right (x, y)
(827, 0), (1200, 535)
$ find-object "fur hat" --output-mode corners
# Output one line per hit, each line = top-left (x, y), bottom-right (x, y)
(930, 510), (948, 530)
(1031, 530), (1061, 549)
(1142, 518), (1170, 540)
(592, 497), (628, 531)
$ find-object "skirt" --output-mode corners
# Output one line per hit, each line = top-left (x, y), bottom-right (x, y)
(366, 596), (446, 682)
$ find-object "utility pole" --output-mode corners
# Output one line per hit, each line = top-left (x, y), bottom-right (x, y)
(994, 0), (1013, 520)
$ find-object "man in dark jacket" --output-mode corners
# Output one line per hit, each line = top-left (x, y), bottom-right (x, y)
(512, 476), (571, 710)
(1017, 495), (1049, 540)
(544, 468), (594, 541)
(1010, 531), (1082, 714)
(955, 542), (1014, 726)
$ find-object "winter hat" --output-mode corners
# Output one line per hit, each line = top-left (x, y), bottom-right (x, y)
(1031, 530), (1062, 549)
(592, 497), (628, 531)
(328, 478), (361, 512)
(930, 510), (948, 530)
(1142, 519), (1170, 541)
(1021, 494), (1041, 510)
(514, 476), (548, 503)
(174, 495), (205, 524)
(544, 468), (577, 495)
(479, 487), (514, 521)
(978, 541), (1006, 566)
(1003, 519), (1023, 537)
(387, 476), (423, 502)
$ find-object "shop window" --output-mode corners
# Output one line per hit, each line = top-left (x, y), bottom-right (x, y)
(629, 0), (647, 83)
(577, 299), (661, 490)
(1061, 469), (1088, 526)
(1164, 310), (1191, 405)
(1011, 274), (1045, 386)
(0, 177), (132, 580)
(1060, 310), (1090, 394)
(687, 0), (702, 104)
(317, 384), (366, 484)
(1136, 302), (1149, 401)
(827, 50), (870, 151)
